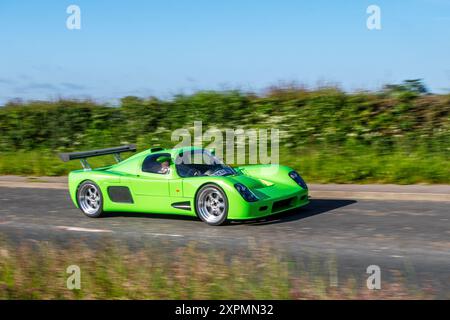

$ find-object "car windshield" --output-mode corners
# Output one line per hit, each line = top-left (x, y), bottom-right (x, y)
(175, 149), (236, 177)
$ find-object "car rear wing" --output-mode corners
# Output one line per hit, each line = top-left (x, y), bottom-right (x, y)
(59, 144), (137, 170)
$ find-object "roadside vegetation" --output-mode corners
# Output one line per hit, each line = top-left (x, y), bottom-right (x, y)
(0, 80), (448, 183)
(0, 240), (436, 299)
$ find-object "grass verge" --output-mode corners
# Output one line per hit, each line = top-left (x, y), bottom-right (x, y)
(0, 149), (448, 184)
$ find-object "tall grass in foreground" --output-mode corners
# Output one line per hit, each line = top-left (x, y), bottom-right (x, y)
(0, 240), (436, 299)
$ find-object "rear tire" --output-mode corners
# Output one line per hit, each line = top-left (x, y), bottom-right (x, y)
(195, 184), (228, 226)
(77, 180), (104, 218)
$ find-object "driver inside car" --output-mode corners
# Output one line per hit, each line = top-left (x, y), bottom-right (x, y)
(158, 160), (170, 174)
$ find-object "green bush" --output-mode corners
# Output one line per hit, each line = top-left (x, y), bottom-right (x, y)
(0, 81), (449, 182)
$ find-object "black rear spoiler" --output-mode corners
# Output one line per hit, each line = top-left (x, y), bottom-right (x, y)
(59, 144), (137, 170)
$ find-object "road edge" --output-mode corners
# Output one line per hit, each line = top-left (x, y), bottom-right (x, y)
(1, 177), (449, 202)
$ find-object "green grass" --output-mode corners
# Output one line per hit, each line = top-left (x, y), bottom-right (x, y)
(283, 149), (450, 184)
(0, 240), (436, 299)
(0, 151), (110, 176)
(0, 148), (448, 184)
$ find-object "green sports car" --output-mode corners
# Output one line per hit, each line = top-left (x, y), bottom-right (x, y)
(60, 145), (309, 226)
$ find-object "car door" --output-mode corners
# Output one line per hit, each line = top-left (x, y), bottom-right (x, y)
(127, 153), (172, 213)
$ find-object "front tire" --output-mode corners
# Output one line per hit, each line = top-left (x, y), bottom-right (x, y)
(195, 184), (228, 226)
(77, 180), (104, 218)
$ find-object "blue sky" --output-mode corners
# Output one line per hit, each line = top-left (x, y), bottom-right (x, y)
(0, 0), (449, 104)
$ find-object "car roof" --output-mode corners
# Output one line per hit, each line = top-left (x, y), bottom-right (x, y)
(118, 146), (207, 164)
(107, 146), (210, 173)
(149, 146), (206, 157)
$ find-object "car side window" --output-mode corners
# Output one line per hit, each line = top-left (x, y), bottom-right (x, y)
(142, 153), (171, 174)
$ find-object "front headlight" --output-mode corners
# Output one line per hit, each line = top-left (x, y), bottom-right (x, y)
(234, 183), (259, 202)
(289, 171), (308, 189)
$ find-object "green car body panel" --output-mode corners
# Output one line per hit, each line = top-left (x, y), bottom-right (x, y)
(66, 146), (309, 221)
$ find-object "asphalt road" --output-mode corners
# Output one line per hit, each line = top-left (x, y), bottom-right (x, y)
(0, 187), (449, 297)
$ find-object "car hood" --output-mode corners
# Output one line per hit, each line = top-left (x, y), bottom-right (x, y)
(227, 173), (274, 190)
